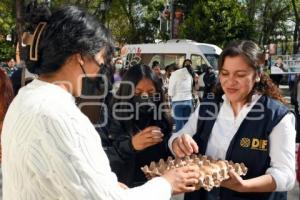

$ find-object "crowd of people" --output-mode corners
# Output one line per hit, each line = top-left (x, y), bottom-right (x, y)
(0, 4), (299, 200)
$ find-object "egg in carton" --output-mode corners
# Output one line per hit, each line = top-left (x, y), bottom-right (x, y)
(141, 154), (248, 191)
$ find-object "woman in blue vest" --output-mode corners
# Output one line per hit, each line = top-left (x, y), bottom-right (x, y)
(169, 40), (296, 200)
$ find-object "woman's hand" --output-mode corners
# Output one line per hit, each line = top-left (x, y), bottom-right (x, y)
(118, 182), (128, 189)
(222, 172), (277, 193)
(162, 165), (200, 195)
(172, 134), (199, 158)
(221, 170), (248, 192)
(132, 126), (163, 151)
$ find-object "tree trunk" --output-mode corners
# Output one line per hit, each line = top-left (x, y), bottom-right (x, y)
(119, 0), (137, 43)
(247, 0), (256, 21)
(259, 1), (269, 46)
(292, 0), (300, 54)
(15, 0), (24, 63)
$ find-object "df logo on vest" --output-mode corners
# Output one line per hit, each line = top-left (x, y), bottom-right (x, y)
(240, 138), (268, 151)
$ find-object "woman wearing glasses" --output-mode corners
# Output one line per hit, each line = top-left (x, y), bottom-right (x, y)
(2, 6), (199, 200)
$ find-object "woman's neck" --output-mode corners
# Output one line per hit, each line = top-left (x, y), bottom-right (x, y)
(39, 74), (74, 95)
(230, 100), (247, 117)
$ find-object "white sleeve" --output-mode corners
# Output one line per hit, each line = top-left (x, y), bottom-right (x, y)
(27, 113), (171, 200)
(265, 113), (296, 191)
(168, 73), (175, 97)
(168, 104), (200, 155)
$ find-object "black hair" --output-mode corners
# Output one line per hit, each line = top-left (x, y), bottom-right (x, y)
(24, 5), (114, 75)
(182, 59), (192, 67)
(112, 64), (172, 134)
(182, 59), (195, 85)
(152, 60), (160, 68)
(216, 40), (286, 103)
(115, 64), (163, 103)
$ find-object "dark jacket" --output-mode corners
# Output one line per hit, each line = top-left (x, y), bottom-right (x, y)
(185, 95), (290, 200)
(203, 71), (216, 98)
(97, 98), (172, 187)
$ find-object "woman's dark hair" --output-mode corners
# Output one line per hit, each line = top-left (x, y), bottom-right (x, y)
(115, 64), (164, 103)
(182, 59), (195, 85)
(216, 40), (286, 104)
(112, 64), (172, 134)
(0, 69), (14, 161)
(0, 69), (14, 122)
(182, 59), (191, 66)
(25, 5), (114, 75)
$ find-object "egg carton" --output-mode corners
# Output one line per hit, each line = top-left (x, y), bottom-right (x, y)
(141, 154), (248, 191)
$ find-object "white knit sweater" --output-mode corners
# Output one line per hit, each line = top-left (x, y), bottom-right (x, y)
(1, 79), (171, 200)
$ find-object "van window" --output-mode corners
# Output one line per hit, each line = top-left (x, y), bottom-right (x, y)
(191, 54), (206, 71)
(204, 54), (219, 69)
(163, 54), (185, 68)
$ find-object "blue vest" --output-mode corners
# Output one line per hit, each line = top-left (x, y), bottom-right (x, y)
(185, 95), (290, 200)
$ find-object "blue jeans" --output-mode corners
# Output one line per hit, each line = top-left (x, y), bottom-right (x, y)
(172, 100), (193, 132)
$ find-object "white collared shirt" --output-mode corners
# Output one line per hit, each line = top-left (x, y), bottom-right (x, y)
(169, 94), (296, 191)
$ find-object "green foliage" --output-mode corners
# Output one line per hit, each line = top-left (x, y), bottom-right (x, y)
(0, 0), (14, 35)
(0, 0), (298, 52)
(179, 0), (256, 47)
(0, 0), (15, 62)
(0, 41), (15, 62)
(107, 0), (164, 44)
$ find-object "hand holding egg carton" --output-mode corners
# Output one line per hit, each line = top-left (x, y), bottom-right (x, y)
(141, 154), (248, 191)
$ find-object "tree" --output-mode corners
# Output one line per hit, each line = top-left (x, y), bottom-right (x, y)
(292, 0), (300, 54)
(0, 0), (15, 61)
(255, 0), (290, 47)
(106, 0), (164, 44)
(179, 0), (256, 47)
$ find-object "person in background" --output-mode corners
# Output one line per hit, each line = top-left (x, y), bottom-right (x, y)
(162, 64), (178, 92)
(98, 64), (173, 187)
(111, 57), (123, 94)
(203, 65), (216, 99)
(165, 63), (178, 80)
(3, 58), (17, 77)
(169, 40), (296, 200)
(168, 59), (195, 132)
(292, 75), (300, 143)
(113, 58), (123, 82)
(152, 60), (164, 85)
(1, 6), (200, 200)
(270, 56), (287, 86)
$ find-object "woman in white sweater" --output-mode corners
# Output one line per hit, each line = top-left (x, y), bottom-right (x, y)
(1, 6), (200, 200)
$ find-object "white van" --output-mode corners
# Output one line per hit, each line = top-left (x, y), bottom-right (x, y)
(122, 39), (222, 71)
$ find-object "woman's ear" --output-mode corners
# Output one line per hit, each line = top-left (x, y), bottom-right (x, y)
(75, 53), (84, 66)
